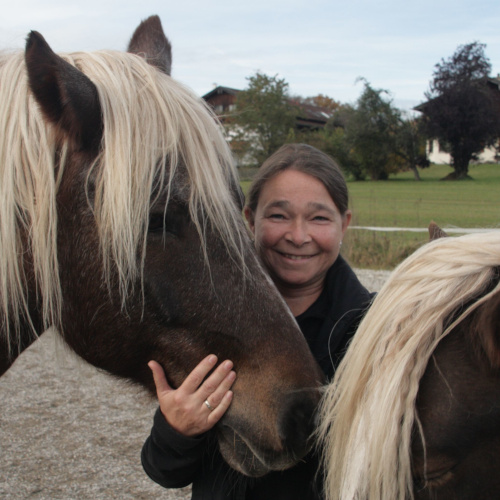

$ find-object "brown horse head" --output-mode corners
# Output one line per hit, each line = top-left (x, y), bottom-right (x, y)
(0, 16), (323, 477)
(413, 286), (500, 499)
(318, 231), (500, 499)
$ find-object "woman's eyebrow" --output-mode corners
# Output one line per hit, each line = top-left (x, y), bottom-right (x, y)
(263, 200), (336, 215)
(264, 200), (289, 210)
(307, 202), (337, 215)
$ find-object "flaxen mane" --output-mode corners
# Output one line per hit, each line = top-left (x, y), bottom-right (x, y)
(0, 49), (242, 353)
(318, 231), (500, 500)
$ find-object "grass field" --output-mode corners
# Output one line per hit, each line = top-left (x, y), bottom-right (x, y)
(348, 163), (500, 229)
(240, 163), (500, 269)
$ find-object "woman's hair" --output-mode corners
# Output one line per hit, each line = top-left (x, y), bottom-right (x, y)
(245, 143), (349, 214)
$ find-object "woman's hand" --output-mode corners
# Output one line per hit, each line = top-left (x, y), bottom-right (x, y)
(148, 355), (236, 437)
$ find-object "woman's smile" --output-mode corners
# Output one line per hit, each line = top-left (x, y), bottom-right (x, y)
(277, 251), (317, 261)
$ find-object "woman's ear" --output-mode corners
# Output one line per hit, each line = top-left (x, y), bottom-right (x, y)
(342, 210), (352, 236)
(243, 206), (255, 234)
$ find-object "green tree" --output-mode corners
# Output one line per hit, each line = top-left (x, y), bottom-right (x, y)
(229, 72), (297, 166)
(394, 116), (430, 181)
(420, 42), (500, 179)
(292, 91), (429, 182)
(341, 80), (402, 180)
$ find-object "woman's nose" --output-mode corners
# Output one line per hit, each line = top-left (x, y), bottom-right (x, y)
(285, 220), (311, 246)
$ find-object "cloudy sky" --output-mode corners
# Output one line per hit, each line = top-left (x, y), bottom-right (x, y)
(1, 0), (499, 111)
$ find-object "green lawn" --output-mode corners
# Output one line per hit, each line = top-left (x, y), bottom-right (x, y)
(348, 163), (500, 229)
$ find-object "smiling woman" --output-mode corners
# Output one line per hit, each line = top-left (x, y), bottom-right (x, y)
(245, 143), (354, 315)
(245, 169), (350, 315)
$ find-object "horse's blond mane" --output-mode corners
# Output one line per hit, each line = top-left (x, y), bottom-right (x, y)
(318, 231), (500, 500)
(0, 48), (243, 354)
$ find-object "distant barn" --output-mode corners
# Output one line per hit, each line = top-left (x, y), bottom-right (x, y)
(203, 85), (334, 130)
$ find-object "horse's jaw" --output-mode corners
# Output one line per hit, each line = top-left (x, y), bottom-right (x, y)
(217, 426), (308, 477)
(216, 387), (320, 477)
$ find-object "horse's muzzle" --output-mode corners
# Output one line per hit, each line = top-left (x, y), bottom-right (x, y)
(217, 386), (321, 477)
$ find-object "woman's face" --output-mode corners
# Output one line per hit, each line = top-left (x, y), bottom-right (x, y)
(245, 169), (351, 291)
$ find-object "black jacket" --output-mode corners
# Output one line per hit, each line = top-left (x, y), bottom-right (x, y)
(141, 256), (373, 499)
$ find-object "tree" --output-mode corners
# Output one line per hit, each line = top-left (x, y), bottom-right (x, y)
(341, 80), (402, 180)
(394, 116), (430, 181)
(420, 42), (500, 179)
(290, 86), (429, 182)
(228, 72), (297, 166)
(292, 94), (340, 113)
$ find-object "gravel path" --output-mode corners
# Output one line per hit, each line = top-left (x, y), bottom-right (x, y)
(0, 269), (389, 500)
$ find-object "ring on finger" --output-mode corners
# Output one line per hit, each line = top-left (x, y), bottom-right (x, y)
(204, 399), (215, 411)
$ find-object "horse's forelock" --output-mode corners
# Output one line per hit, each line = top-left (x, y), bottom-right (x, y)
(0, 48), (245, 351)
(75, 51), (246, 297)
(318, 232), (500, 500)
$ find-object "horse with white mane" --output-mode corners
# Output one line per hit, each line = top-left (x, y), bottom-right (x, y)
(319, 230), (500, 500)
(0, 15), (323, 477)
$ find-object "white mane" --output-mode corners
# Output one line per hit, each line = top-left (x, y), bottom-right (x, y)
(318, 231), (500, 500)
(0, 48), (243, 354)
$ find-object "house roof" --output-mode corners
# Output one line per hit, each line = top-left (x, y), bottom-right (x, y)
(487, 77), (500, 91)
(294, 102), (334, 125)
(202, 86), (240, 100)
(202, 85), (334, 128)
(414, 76), (500, 113)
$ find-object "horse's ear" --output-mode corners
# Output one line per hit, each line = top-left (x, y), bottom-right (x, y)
(475, 289), (500, 369)
(25, 31), (102, 151)
(429, 221), (448, 240)
(127, 15), (172, 75)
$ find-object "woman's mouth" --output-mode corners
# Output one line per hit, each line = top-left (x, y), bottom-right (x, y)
(278, 252), (315, 261)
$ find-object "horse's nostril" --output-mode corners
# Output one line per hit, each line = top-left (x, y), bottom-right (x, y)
(278, 392), (318, 458)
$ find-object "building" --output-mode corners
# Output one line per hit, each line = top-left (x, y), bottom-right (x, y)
(202, 85), (334, 129)
(202, 86), (239, 118)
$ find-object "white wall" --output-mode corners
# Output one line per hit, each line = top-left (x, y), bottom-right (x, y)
(426, 139), (499, 164)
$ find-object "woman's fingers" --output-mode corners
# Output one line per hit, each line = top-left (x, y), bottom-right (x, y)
(199, 360), (234, 396)
(148, 360), (172, 396)
(180, 354), (218, 393)
(180, 356), (235, 404)
(206, 389), (234, 425)
(147, 355), (236, 436)
(202, 364), (236, 411)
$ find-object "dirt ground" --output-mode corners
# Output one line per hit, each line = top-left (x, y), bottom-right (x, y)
(0, 269), (389, 500)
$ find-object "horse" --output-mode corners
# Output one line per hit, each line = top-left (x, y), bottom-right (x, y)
(318, 230), (500, 499)
(0, 15), (323, 478)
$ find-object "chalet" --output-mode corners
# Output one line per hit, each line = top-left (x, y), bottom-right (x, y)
(202, 85), (334, 129)
(202, 86), (239, 117)
(414, 77), (500, 164)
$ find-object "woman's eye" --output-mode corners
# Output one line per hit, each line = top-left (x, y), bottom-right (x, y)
(268, 213), (286, 220)
(313, 215), (329, 221)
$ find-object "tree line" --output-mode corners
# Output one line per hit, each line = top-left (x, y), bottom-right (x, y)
(224, 42), (500, 180)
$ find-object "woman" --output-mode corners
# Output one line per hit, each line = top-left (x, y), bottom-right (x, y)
(141, 144), (373, 499)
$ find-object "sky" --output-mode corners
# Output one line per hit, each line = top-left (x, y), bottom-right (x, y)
(1, 0), (499, 112)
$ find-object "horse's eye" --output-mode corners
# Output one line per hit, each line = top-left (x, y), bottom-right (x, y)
(148, 211), (184, 237)
(148, 213), (166, 233)
(414, 467), (456, 491)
